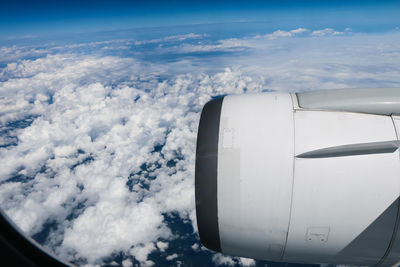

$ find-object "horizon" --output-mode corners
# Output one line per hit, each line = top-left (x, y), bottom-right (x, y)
(1, 0), (399, 38)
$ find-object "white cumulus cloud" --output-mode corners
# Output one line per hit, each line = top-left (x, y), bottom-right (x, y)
(256, 27), (309, 40)
(0, 54), (260, 265)
(312, 27), (352, 37)
(212, 254), (256, 266)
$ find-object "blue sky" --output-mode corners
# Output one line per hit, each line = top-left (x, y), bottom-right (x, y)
(0, 0), (399, 38)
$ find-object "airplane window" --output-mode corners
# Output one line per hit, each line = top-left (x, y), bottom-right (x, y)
(0, 0), (399, 266)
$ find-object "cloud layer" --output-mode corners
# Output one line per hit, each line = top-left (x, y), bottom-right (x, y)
(0, 27), (399, 266)
(0, 53), (261, 265)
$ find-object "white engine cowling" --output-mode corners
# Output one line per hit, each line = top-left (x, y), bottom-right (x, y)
(195, 88), (400, 266)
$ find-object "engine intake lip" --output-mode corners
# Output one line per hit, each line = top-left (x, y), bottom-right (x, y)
(195, 97), (224, 253)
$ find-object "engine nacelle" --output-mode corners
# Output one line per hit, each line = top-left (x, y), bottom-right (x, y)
(195, 88), (400, 266)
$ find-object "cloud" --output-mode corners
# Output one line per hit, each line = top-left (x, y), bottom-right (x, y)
(312, 27), (352, 37)
(0, 54), (260, 265)
(212, 254), (235, 266)
(156, 241), (168, 252)
(256, 27), (309, 40)
(290, 28), (309, 34)
(134, 33), (207, 45)
(0, 33), (208, 65)
(165, 253), (178, 261)
(238, 257), (256, 267)
(129, 243), (156, 266)
(212, 254), (256, 267)
(164, 38), (251, 54)
(0, 45), (52, 64)
(121, 259), (133, 267)
(255, 27), (352, 40)
(191, 243), (199, 251)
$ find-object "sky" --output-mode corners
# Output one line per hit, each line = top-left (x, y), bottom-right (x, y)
(0, 0), (399, 37)
(0, 1), (400, 267)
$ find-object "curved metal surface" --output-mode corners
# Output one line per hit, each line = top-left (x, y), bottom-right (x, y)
(297, 88), (400, 115)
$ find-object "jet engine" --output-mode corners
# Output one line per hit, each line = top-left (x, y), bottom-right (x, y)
(195, 88), (400, 266)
